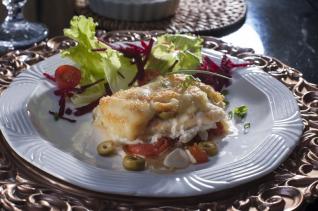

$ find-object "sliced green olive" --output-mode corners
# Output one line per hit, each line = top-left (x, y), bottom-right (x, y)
(198, 141), (218, 156)
(123, 155), (145, 171)
(97, 141), (116, 156)
(158, 111), (176, 119)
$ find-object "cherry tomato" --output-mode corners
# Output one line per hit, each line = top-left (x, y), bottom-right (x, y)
(55, 65), (81, 90)
(188, 144), (208, 163)
(123, 137), (172, 157)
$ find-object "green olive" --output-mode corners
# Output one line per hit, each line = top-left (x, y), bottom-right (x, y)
(97, 141), (116, 156)
(123, 155), (145, 171)
(158, 111), (176, 119)
(198, 142), (218, 156)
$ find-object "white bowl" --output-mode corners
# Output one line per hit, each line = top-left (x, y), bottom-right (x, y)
(89, 0), (180, 22)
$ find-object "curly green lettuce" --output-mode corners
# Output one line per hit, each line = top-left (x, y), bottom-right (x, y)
(62, 16), (137, 104)
(146, 34), (203, 73)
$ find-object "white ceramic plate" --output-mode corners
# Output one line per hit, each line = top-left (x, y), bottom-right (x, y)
(0, 49), (303, 197)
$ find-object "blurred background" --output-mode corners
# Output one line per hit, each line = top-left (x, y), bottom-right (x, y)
(0, 0), (74, 37)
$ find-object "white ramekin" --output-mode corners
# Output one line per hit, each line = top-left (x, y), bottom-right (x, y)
(89, 0), (180, 22)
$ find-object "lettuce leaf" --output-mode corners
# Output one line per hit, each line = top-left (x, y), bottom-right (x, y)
(62, 16), (137, 104)
(62, 16), (106, 105)
(146, 34), (203, 73)
(62, 16), (106, 83)
(101, 47), (137, 92)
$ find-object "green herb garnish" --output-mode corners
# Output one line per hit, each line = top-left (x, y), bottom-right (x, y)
(221, 90), (229, 96)
(224, 99), (229, 107)
(53, 113), (59, 121)
(161, 81), (169, 88)
(179, 75), (200, 90)
(233, 105), (248, 119)
(228, 111), (233, 120)
(244, 122), (251, 129)
(243, 122), (251, 134)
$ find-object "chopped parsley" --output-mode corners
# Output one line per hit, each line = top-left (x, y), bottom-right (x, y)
(233, 105), (248, 119)
(221, 90), (229, 96)
(222, 90), (229, 106)
(228, 111), (233, 120)
(160, 81), (169, 88)
(243, 122), (251, 134)
(244, 122), (251, 129)
(224, 99), (229, 106)
(179, 75), (200, 90)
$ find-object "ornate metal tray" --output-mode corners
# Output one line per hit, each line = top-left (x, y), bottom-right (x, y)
(0, 31), (318, 210)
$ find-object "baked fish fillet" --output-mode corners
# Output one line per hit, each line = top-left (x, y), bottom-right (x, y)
(93, 74), (227, 143)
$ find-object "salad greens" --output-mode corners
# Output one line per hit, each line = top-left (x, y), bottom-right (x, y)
(146, 34), (203, 73)
(62, 16), (107, 105)
(62, 16), (137, 104)
(62, 16), (204, 105)
(101, 47), (138, 93)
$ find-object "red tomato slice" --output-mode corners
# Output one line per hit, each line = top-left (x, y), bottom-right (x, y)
(154, 137), (172, 154)
(208, 122), (224, 136)
(189, 144), (208, 163)
(123, 137), (172, 157)
(123, 143), (158, 157)
(55, 65), (81, 90)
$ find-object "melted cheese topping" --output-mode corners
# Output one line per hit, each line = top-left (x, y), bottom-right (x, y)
(93, 74), (227, 143)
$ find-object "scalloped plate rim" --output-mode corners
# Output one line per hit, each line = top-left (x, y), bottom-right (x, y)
(0, 50), (303, 197)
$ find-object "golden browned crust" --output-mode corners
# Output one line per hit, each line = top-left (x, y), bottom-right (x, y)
(93, 74), (227, 142)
